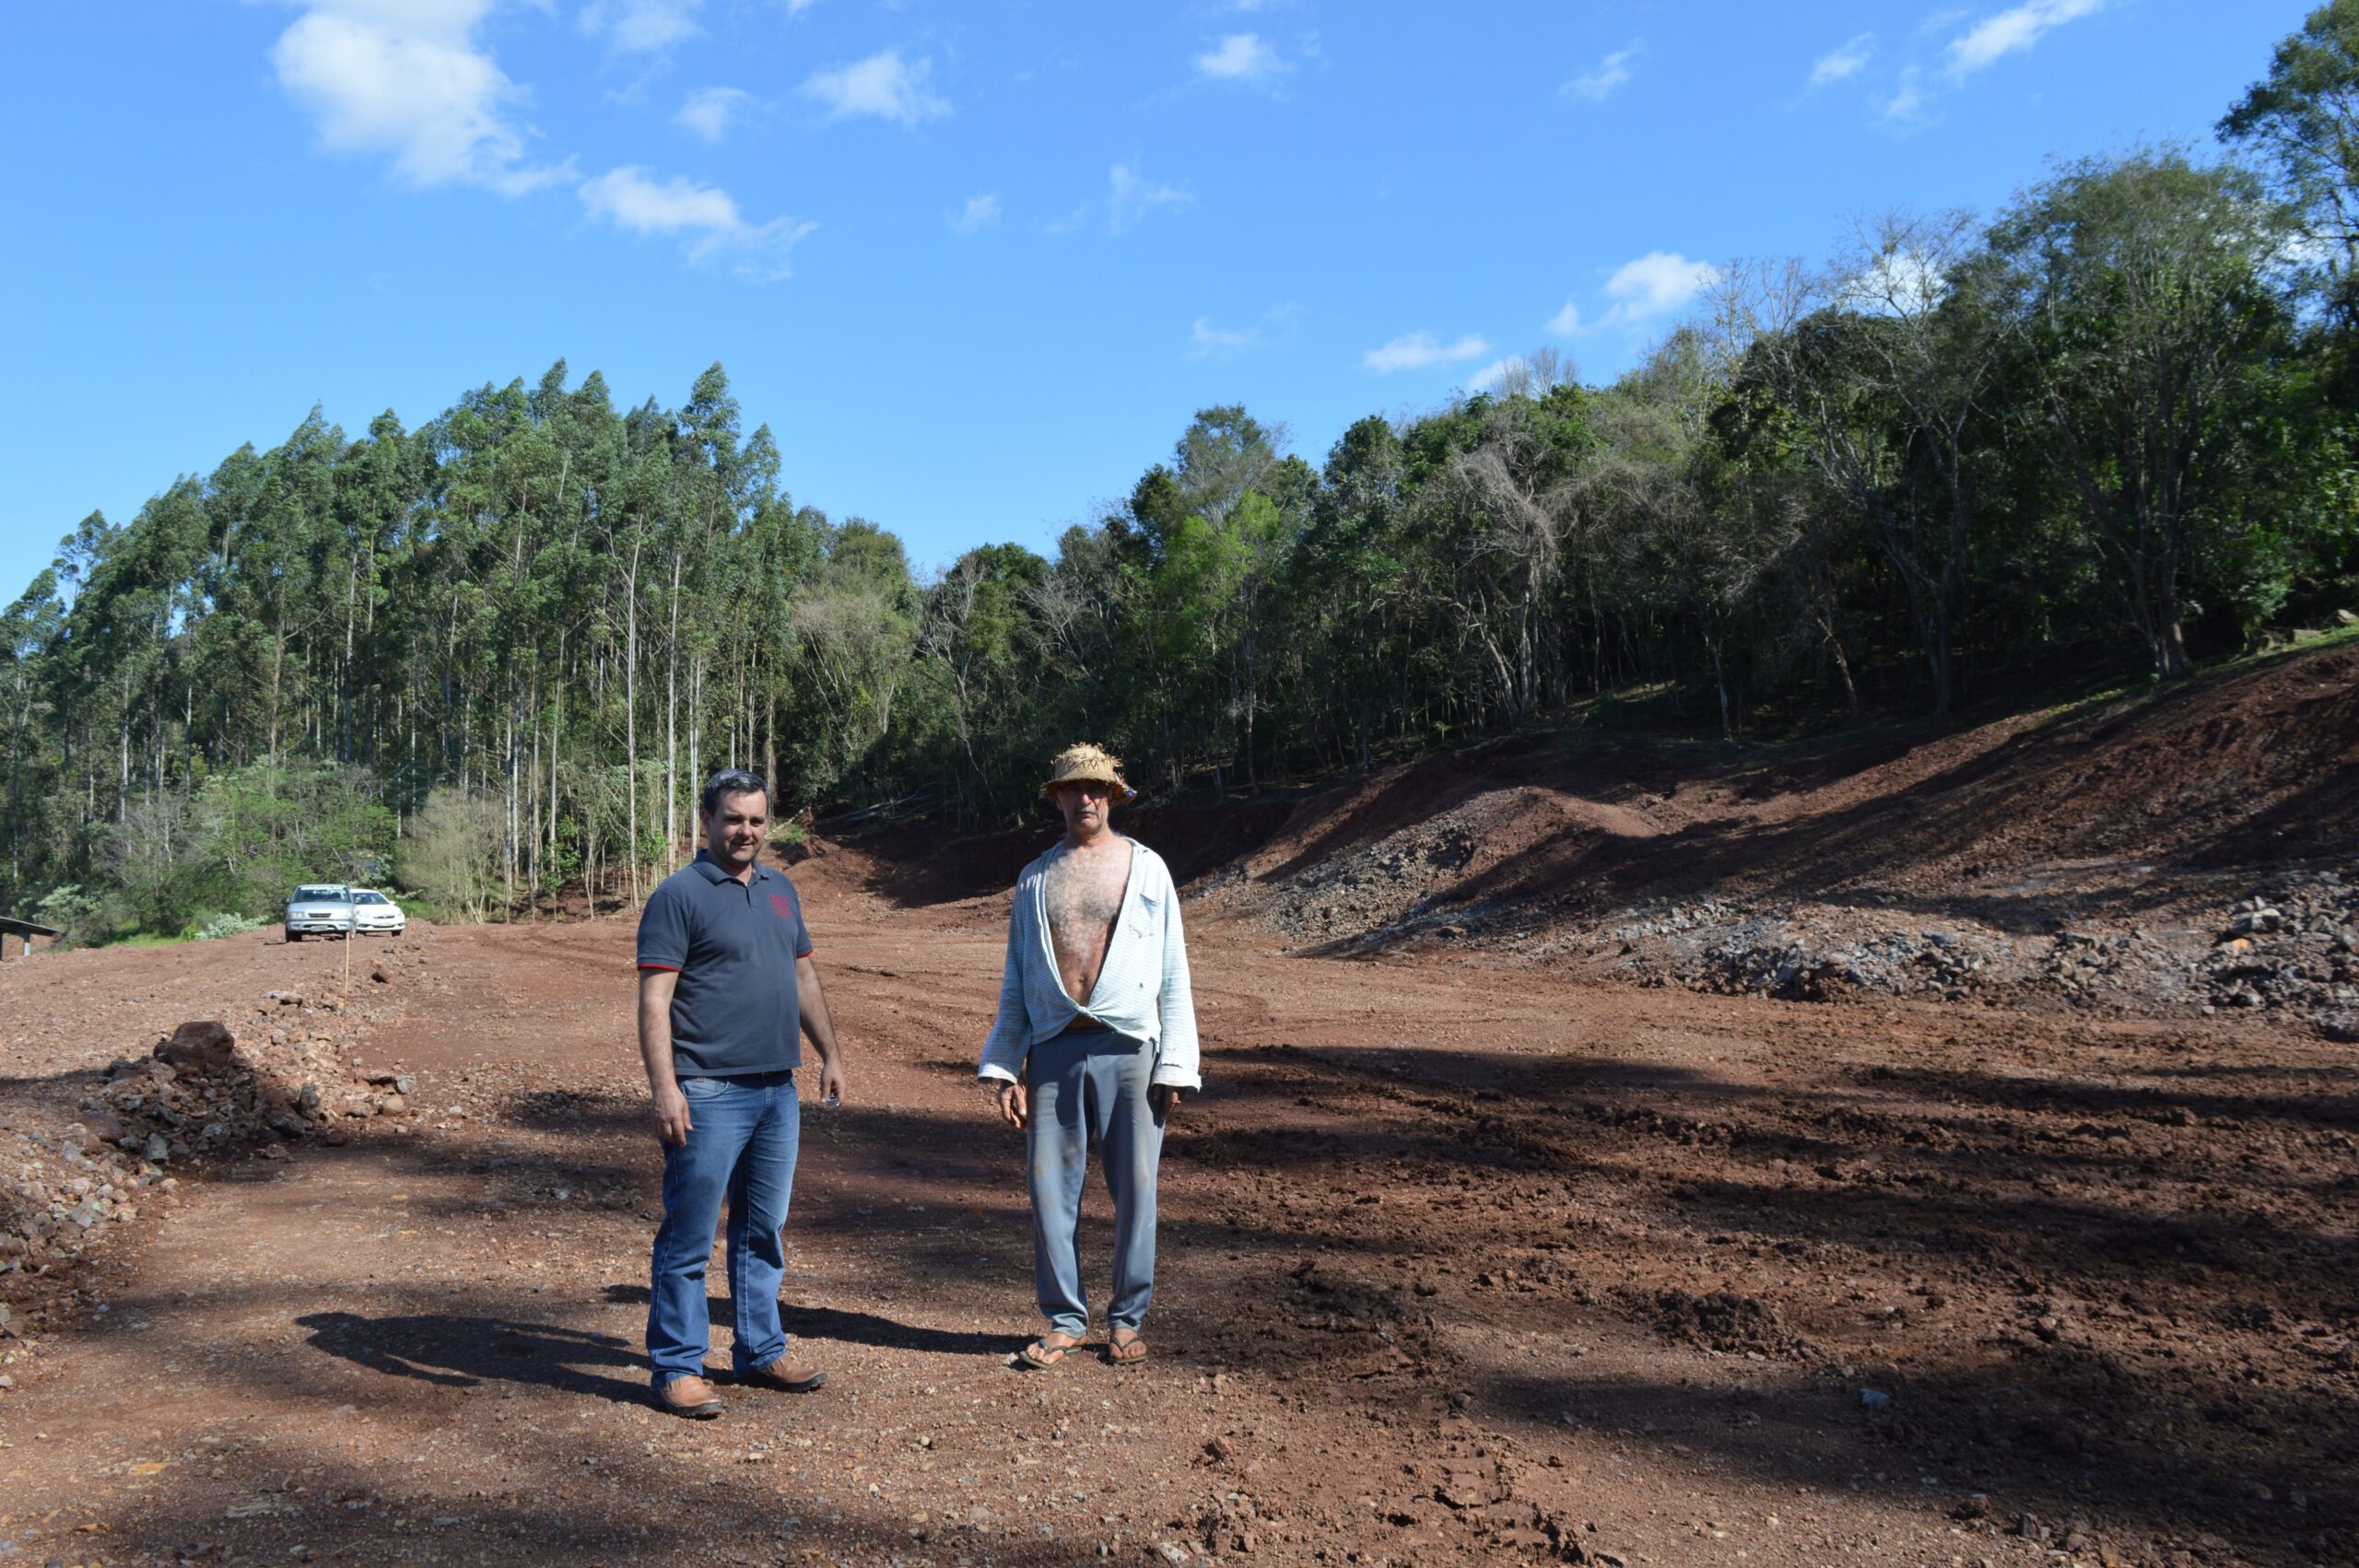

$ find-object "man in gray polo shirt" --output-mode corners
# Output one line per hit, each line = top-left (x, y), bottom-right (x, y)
(637, 767), (848, 1417)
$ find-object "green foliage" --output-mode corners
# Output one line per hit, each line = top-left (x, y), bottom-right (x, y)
(2220, 0), (2359, 318)
(188, 911), (266, 941)
(397, 788), (505, 923)
(32, 884), (115, 949)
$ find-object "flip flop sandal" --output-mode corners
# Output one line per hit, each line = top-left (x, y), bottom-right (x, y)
(1106, 1331), (1148, 1364)
(1015, 1336), (1077, 1371)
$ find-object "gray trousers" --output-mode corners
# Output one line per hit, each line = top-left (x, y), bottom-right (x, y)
(1025, 1028), (1165, 1337)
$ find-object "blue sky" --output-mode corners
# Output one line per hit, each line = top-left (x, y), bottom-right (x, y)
(0, 0), (2318, 602)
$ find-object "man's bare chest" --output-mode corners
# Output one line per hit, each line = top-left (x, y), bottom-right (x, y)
(1044, 848), (1129, 947)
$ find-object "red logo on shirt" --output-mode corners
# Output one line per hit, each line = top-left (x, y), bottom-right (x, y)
(769, 894), (796, 921)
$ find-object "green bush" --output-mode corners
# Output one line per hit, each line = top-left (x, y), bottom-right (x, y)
(32, 883), (118, 949)
(187, 911), (266, 941)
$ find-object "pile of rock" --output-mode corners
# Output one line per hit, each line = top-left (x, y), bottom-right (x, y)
(1260, 826), (1481, 945)
(0, 1116), (170, 1276)
(2198, 872), (2359, 1039)
(1, 1004), (383, 1281)
(1661, 913), (2018, 1004)
(2040, 927), (2189, 1007)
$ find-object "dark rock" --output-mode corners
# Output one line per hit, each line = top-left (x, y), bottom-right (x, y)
(156, 1022), (235, 1072)
(78, 1109), (127, 1145)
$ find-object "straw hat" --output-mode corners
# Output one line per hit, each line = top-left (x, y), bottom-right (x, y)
(1040, 742), (1137, 802)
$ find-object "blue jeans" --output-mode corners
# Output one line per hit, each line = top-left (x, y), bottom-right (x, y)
(646, 1070), (801, 1386)
(1026, 1030), (1164, 1338)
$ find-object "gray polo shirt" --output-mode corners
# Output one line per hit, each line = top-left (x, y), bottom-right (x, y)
(635, 852), (815, 1077)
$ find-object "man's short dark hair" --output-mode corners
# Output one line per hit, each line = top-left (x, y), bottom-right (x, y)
(699, 768), (769, 817)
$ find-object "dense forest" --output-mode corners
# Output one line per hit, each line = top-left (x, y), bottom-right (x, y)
(7, 7), (2359, 942)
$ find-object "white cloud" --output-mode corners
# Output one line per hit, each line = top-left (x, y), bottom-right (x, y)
(1808, 32), (1876, 88)
(1599, 251), (1719, 326)
(1360, 331), (1493, 374)
(1186, 304), (1296, 360)
(578, 165), (816, 279)
(1544, 298), (1582, 336)
(1196, 32), (1285, 85)
(948, 192), (1001, 237)
(1943, 0), (2102, 81)
(581, 166), (734, 234)
(1562, 41), (1641, 102)
(271, 0), (564, 193)
(1109, 161), (1191, 234)
(1876, 64), (1931, 129)
(581, 0), (704, 54)
(801, 49), (949, 127)
(1190, 318), (1262, 358)
(1466, 357), (1520, 392)
(675, 86), (753, 143)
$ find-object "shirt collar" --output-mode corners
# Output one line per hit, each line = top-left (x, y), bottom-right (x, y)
(689, 849), (774, 886)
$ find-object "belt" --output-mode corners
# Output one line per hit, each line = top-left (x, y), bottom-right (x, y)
(1059, 1014), (1110, 1035)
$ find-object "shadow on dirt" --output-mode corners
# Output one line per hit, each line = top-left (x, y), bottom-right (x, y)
(297, 1308), (647, 1402)
(1472, 1357), (2353, 1568)
(596, 1282), (1006, 1356)
(1866, 1062), (2359, 1130)
(65, 1438), (1084, 1568)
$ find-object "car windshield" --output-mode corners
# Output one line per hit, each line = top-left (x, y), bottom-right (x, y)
(295, 886), (346, 901)
(353, 892), (385, 905)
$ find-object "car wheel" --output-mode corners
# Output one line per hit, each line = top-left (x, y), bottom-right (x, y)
(288, 930), (303, 942)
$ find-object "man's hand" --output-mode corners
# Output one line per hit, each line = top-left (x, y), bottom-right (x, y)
(651, 1082), (693, 1147)
(1151, 1084), (1186, 1117)
(996, 1082), (1028, 1130)
(818, 1058), (847, 1106)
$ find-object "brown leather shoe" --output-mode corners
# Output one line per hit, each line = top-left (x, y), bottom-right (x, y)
(739, 1357), (827, 1393)
(655, 1374), (724, 1418)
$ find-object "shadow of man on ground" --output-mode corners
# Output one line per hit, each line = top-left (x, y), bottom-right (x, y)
(600, 1283), (1005, 1356)
(297, 1310), (647, 1403)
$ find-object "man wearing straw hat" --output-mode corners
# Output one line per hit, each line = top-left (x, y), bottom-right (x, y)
(979, 743), (1200, 1369)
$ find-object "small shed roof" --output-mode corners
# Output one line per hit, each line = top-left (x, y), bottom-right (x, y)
(0, 915), (64, 940)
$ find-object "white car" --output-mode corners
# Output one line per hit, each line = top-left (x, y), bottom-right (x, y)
(285, 883), (353, 941)
(349, 889), (406, 936)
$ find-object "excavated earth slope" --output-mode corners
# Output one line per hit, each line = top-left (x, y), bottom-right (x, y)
(1200, 641), (2359, 1039)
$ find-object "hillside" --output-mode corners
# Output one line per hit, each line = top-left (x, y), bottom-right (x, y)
(1180, 639), (2358, 1036)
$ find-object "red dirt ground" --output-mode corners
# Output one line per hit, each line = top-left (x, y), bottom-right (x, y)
(0, 646), (2353, 1568)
